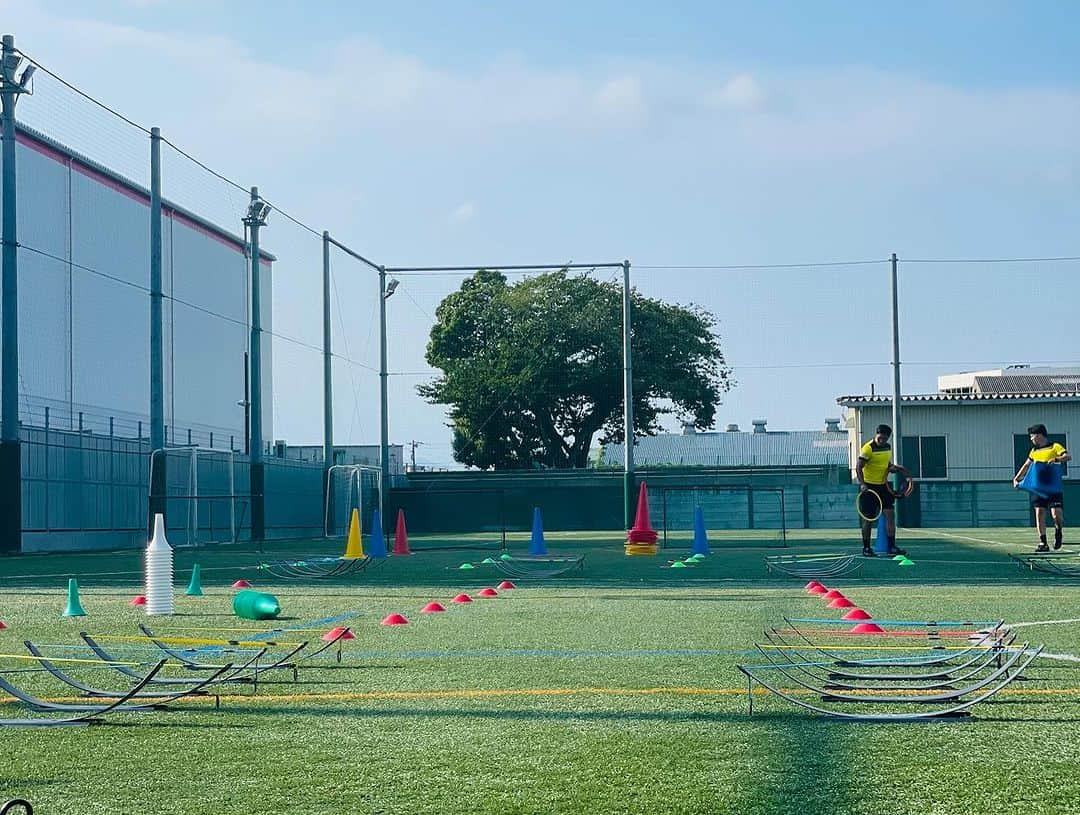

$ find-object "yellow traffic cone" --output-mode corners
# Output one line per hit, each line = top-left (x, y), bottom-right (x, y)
(343, 508), (364, 559)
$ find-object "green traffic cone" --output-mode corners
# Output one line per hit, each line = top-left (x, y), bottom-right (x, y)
(459, 563), (475, 570)
(481, 557), (497, 565)
(500, 553), (513, 561)
(898, 558), (915, 567)
(63, 577), (87, 617)
(671, 561), (687, 568)
(892, 554), (906, 562)
(185, 564), (204, 597)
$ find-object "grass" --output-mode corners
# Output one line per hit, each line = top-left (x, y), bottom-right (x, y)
(2, 526), (1079, 814)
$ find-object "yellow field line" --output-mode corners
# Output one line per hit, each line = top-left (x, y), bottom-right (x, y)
(9, 685), (1080, 707)
(0, 653), (139, 666)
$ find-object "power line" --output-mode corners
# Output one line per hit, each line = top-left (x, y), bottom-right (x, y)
(16, 49), (152, 135)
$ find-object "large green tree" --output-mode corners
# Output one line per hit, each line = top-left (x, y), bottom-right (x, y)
(419, 269), (732, 469)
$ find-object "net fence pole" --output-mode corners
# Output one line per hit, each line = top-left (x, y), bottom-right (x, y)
(622, 259), (634, 530)
(322, 231), (334, 530)
(0, 33), (25, 553)
(378, 264), (390, 535)
(148, 126), (166, 533)
(245, 186), (267, 542)
(890, 252), (904, 525)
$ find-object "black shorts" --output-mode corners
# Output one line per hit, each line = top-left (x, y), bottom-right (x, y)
(1031, 492), (1064, 510)
(864, 482), (895, 511)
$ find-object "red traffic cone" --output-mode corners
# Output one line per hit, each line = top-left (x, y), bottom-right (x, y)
(628, 482), (658, 541)
(477, 588), (499, 597)
(828, 597), (855, 609)
(392, 509), (411, 556)
(452, 593), (473, 604)
(381, 613), (409, 626)
(0, 619), (7, 630)
(842, 608), (872, 620)
(805, 581), (824, 592)
(321, 626), (356, 642)
(808, 584), (829, 595)
(497, 581), (516, 590)
(130, 595), (147, 607)
(822, 589), (845, 600)
(849, 623), (884, 634)
(232, 579), (252, 589)
(422, 602), (447, 613)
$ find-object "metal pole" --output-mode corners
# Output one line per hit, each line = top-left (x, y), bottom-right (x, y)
(248, 187), (265, 542)
(890, 252), (904, 519)
(322, 231), (335, 537)
(148, 126), (166, 532)
(322, 232), (333, 469)
(0, 34), (24, 553)
(378, 265), (390, 533)
(622, 259), (635, 529)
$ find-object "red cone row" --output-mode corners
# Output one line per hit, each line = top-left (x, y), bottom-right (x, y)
(806, 582), (880, 632)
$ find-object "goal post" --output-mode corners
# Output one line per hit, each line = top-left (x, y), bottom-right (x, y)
(658, 485), (788, 548)
(148, 447), (244, 546)
(324, 464), (381, 538)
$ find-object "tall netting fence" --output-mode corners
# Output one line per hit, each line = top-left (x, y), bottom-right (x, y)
(5, 39), (1080, 552)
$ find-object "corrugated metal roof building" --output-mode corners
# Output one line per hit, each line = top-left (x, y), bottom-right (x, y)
(599, 421), (850, 468)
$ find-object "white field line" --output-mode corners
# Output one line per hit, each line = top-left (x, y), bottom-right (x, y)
(1009, 619), (1080, 629)
(1031, 650), (1080, 664)
(922, 529), (1017, 546)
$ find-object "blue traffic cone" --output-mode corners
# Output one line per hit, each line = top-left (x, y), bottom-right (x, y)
(368, 510), (388, 558)
(874, 512), (889, 555)
(691, 506), (710, 556)
(529, 507), (547, 556)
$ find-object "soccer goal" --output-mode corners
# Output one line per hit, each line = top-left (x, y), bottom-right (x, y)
(149, 447), (246, 546)
(659, 485), (788, 548)
(324, 464), (381, 538)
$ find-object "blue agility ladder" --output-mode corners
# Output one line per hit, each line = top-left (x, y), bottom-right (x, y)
(1019, 460), (1063, 499)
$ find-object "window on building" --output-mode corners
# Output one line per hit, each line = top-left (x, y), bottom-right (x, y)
(901, 435), (948, 479)
(1013, 433), (1069, 479)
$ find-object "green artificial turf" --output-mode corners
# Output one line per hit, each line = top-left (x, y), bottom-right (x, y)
(1, 528), (1079, 814)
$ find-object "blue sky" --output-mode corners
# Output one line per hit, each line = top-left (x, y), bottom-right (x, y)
(4, 1), (1080, 465)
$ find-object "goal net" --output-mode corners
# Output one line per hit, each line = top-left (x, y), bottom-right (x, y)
(658, 485), (788, 548)
(150, 447), (245, 546)
(324, 464), (381, 538)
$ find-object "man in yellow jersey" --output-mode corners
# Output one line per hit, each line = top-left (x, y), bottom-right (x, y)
(856, 424), (912, 557)
(1013, 423), (1070, 552)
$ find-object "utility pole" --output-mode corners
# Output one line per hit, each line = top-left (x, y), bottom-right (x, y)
(407, 440), (424, 472)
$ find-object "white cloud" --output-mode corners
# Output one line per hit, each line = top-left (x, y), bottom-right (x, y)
(704, 73), (763, 109)
(594, 76), (646, 120)
(449, 201), (477, 224)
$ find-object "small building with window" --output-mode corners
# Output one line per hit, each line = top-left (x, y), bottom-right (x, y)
(838, 367), (1079, 526)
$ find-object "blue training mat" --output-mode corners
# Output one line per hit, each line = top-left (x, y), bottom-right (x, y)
(1019, 460), (1063, 498)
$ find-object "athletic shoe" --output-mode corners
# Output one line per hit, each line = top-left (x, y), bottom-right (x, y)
(1036, 543), (1051, 553)
(886, 546), (907, 557)
(862, 546), (875, 558)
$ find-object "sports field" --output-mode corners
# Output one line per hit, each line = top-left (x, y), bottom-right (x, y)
(3, 528), (1080, 815)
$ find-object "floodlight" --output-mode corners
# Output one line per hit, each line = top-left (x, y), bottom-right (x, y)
(384, 278), (399, 299)
(16, 62), (34, 89)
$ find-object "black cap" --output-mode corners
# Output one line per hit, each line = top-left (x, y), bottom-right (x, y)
(1027, 423), (1048, 436)
(875, 424), (892, 437)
